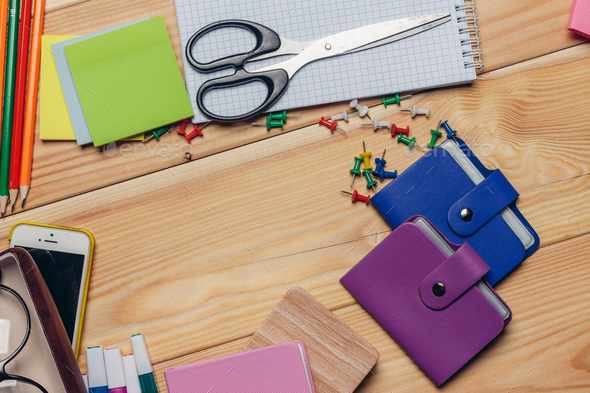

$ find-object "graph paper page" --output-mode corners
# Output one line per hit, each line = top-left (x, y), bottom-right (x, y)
(174, 0), (476, 122)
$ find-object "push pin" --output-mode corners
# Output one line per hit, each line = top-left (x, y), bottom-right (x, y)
(391, 123), (410, 136)
(382, 93), (412, 107)
(341, 190), (371, 205)
(441, 120), (458, 143)
(397, 134), (427, 151)
(142, 124), (173, 143)
(350, 99), (372, 120)
(371, 150), (398, 181)
(376, 168), (398, 181)
(253, 118), (284, 131)
(331, 110), (356, 122)
(426, 118), (443, 148)
(401, 105), (429, 118)
(349, 156), (363, 187)
(362, 169), (377, 193)
(362, 118), (391, 131)
(372, 149), (387, 175)
(359, 140), (372, 171)
(178, 120), (208, 142)
(319, 117), (346, 134)
(269, 110), (299, 124)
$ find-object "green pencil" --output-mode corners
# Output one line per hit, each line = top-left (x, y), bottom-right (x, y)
(0, 0), (20, 216)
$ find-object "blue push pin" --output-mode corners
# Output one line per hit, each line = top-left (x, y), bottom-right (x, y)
(371, 149), (397, 181)
(377, 168), (398, 182)
(371, 150), (387, 178)
(441, 120), (458, 143)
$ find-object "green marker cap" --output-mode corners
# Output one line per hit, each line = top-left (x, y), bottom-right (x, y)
(131, 334), (159, 393)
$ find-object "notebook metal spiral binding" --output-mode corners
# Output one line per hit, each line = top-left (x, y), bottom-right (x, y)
(456, 0), (483, 70)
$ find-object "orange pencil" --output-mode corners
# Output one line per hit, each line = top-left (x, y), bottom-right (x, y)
(19, 0), (44, 208)
(0, 0), (10, 150)
(8, 0), (32, 211)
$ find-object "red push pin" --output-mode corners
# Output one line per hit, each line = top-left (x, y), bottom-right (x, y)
(341, 190), (371, 205)
(319, 117), (346, 134)
(178, 120), (210, 142)
(391, 123), (410, 136)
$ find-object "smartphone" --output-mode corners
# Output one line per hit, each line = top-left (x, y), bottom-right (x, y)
(9, 222), (94, 358)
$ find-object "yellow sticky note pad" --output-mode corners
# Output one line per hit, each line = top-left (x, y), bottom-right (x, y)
(40, 35), (144, 142)
(40, 35), (78, 140)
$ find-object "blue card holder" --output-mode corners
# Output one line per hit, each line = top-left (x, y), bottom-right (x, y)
(372, 138), (539, 285)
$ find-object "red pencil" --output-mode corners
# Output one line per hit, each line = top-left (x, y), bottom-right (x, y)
(8, 0), (32, 211)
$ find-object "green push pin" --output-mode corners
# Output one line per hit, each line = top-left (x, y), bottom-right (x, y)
(268, 110), (300, 124)
(382, 93), (412, 107)
(427, 129), (442, 148)
(362, 169), (377, 193)
(397, 134), (426, 151)
(397, 134), (415, 149)
(349, 156), (363, 188)
(426, 117), (443, 148)
(252, 118), (284, 131)
(142, 125), (173, 143)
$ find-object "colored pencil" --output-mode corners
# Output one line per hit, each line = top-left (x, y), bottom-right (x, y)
(8, 0), (32, 211)
(19, 0), (44, 208)
(0, 0), (10, 152)
(0, 0), (21, 216)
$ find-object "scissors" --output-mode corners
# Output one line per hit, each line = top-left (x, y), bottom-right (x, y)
(186, 14), (450, 122)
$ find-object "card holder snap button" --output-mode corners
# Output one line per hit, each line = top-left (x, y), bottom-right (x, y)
(460, 208), (473, 222)
(432, 283), (446, 297)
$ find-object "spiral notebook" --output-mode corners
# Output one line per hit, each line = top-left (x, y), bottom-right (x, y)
(173, 0), (482, 122)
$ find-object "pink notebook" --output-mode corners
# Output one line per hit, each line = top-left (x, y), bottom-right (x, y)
(164, 341), (316, 393)
(568, 0), (590, 39)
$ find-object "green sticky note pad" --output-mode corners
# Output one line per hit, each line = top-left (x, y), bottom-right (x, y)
(64, 17), (193, 146)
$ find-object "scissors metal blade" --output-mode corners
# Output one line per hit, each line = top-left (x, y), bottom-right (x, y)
(252, 37), (314, 61)
(256, 14), (450, 78)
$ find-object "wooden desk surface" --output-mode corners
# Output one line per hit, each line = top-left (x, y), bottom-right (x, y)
(2, 0), (589, 391)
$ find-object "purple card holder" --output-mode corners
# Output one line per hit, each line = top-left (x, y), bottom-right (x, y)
(340, 216), (511, 386)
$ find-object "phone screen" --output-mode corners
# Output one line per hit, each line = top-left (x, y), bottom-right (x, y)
(13, 246), (85, 343)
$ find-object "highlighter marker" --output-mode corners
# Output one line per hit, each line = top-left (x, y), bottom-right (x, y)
(104, 348), (127, 393)
(131, 334), (159, 393)
(82, 374), (89, 391)
(122, 355), (142, 393)
(86, 346), (108, 393)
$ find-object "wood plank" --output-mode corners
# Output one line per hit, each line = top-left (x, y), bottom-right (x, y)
(478, 0), (588, 72)
(1, 45), (589, 370)
(351, 232), (590, 392)
(153, 232), (590, 392)
(19, 0), (376, 214)
(166, 234), (590, 392)
(14, 0), (588, 217)
(46, 0), (90, 14)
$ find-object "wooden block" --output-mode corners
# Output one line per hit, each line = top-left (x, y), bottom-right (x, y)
(243, 286), (379, 393)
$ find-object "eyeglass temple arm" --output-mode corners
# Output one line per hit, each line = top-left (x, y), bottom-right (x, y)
(2, 373), (49, 393)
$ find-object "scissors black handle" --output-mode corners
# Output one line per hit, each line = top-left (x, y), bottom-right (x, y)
(186, 20), (281, 72)
(196, 68), (289, 122)
(186, 20), (289, 122)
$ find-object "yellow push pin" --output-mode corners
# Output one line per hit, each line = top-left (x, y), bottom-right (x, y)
(359, 140), (372, 171)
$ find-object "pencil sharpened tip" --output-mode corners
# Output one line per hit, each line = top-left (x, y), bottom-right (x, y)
(21, 200), (25, 209)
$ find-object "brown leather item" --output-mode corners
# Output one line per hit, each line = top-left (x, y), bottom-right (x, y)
(0, 248), (86, 392)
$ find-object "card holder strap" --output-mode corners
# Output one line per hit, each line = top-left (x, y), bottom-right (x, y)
(419, 243), (489, 310)
(447, 169), (519, 236)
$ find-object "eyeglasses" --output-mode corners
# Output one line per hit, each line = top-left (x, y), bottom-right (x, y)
(0, 283), (48, 393)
